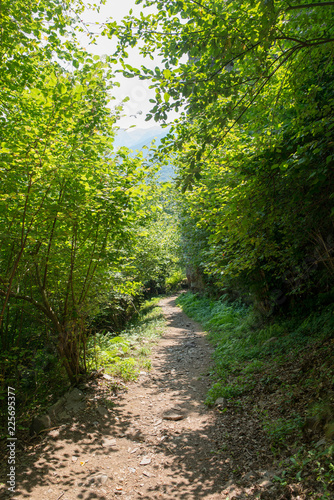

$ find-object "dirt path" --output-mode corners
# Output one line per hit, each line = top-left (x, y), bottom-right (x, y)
(7, 295), (284, 500)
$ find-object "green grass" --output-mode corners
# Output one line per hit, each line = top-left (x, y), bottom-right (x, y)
(86, 297), (165, 382)
(176, 292), (266, 403)
(176, 292), (334, 404)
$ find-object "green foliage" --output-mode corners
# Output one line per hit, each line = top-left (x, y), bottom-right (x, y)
(0, 0), (179, 401)
(165, 268), (186, 292)
(263, 413), (303, 448)
(110, 0), (334, 312)
(206, 380), (252, 405)
(86, 297), (165, 382)
(109, 0), (334, 166)
(89, 335), (130, 367)
(275, 445), (334, 499)
(243, 359), (265, 374)
(107, 357), (139, 382)
(132, 183), (184, 295)
(0, 58), (147, 381)
(305, 402), (334, 441)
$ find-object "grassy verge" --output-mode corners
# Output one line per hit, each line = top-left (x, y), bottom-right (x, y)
(176, 291), (334, 498)
(86, 297), (165, 382)
(0, 297), (165, 442)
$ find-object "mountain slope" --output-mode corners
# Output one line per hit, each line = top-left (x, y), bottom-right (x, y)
(113, 126), (174, 181)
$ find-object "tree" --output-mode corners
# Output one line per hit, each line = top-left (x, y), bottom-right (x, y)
(132, 183), (183, 294)
(0, 0), (152, 384)
(176, 65), (334, 307)
(107, 0), (334, 308)
(107, 0), (334, 185)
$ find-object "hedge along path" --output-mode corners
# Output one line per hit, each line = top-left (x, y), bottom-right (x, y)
(6, 295), (278, 500)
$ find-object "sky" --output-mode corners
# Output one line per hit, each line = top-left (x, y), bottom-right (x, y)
(79, 0), (166, 129)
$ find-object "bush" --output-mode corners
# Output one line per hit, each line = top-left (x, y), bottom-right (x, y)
(165, 269), (186, 292)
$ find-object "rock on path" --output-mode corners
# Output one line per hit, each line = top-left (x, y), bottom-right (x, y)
(2, 295), (280, 500)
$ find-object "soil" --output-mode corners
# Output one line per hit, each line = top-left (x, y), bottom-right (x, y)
(2, 296), (303, 499)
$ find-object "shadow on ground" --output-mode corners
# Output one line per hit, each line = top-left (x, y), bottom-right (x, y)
(2, 296), (292, 500)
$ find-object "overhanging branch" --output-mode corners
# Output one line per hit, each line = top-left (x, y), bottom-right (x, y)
(287, 2), (334, 10)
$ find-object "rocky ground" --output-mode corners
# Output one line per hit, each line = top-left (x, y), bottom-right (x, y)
(1, 296), (303, 499)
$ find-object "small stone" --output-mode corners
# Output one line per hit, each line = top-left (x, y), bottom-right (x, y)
(225, 490), (238, 499)
(261, 470), (274, 478)
(222, 479), (234, 490)
(58, 411), (70, 420)
(48, 397), (66, 419)
(72, 456), (78, 462)
(65, 388), (84, 402)
(65, 393), (86, 413)
(243, 471), (256, 481)
(215, 397), (226, 406)
(102, 438), (117, 447)
(140, 457), (151, 465)
(87, 473), (109, 486)
(163, 412), (185, 421)
(48, 429), (60, 439)
(97, 405), (109, 417)
(142, 471), (153, 477)
(78, 383), (90, 390)
(29, 414), (51, 436)
(259, 479), (273, 488)
(103, 374), (112, 380)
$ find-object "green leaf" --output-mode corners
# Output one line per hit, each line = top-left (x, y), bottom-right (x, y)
(163, 69), (171, 80)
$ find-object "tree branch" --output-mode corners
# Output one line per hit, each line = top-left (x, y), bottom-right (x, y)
(287, 2), (334, 10)
(0, 288), (49, 319)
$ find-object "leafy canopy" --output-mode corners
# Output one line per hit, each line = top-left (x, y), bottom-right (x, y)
(108, 0), (334, 185)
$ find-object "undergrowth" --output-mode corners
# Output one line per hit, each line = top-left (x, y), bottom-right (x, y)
(176, 291), (334, 498)
(0, 297), (165, 440)
(86, 297), (165, 381)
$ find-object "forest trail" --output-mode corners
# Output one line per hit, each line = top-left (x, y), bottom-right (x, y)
(10, 296), (281, 500)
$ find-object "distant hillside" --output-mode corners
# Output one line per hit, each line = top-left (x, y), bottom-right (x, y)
(113, 126), (174, 182)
